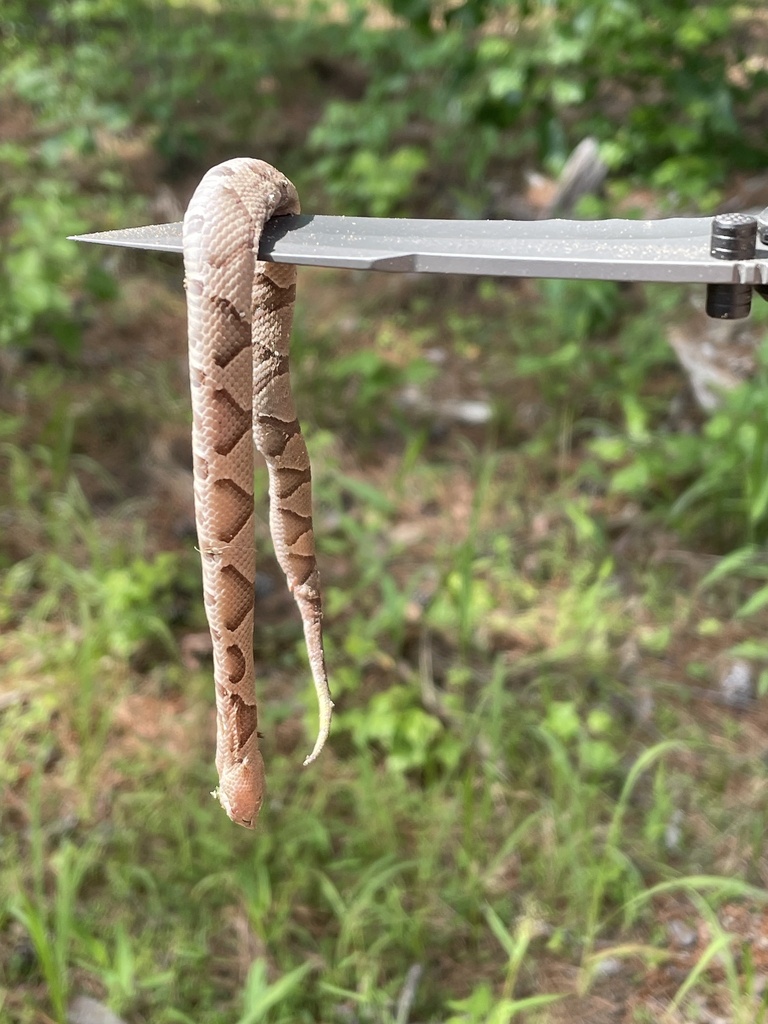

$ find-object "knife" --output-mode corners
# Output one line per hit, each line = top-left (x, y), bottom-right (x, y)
(70, 210), (768, 319)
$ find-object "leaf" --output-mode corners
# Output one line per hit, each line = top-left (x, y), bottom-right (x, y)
(737, 586), (768, 619)
(750, 473), (768, 525)
(700, 546), (760, 588)
(237, 960), (314, 1024)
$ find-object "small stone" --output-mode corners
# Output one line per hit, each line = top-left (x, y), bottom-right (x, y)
(592, 956), (622, 980)
(719, 659), (754, 708)
(667, 918), (697, 948)
(68, 996), (127, 1024)
(425, 347), (447, 364)
(665, 809), (684, 852)
(437, 399), (492, 424)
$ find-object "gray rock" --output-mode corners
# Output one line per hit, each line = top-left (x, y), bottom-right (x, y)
(667, 918), (697, 948)
(719, 658), (754, 708)
(68, 996), (127, 1024)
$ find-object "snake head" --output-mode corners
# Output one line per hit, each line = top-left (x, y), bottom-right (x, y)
(214, 752), (265, 829)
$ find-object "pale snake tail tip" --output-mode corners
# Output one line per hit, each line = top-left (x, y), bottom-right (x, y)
(302, 699), (335, 767)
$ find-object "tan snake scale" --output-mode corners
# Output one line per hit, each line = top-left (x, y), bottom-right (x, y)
(183, 158), (333, 828)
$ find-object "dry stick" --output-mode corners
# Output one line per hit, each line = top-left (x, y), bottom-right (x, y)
(395, 964), (424, 1024)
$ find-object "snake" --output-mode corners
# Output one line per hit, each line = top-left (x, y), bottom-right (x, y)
(182, 158), (333, 828)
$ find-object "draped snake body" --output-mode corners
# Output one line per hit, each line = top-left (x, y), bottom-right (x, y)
(183, 158), (332, 828)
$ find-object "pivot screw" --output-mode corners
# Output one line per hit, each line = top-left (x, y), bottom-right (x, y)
(705, 213), (758, 320)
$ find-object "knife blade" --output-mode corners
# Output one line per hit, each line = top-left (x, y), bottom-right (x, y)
(70, 213), (768, 285)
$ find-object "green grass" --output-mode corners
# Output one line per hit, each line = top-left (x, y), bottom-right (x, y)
(3, 263), (768, 1022)
(3, 1), (768, 1020)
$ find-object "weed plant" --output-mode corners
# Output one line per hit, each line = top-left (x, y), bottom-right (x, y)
(2, 1), (768, 1022)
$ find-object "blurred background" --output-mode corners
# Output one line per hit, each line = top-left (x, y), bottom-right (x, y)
(2, 2), (768, 1022)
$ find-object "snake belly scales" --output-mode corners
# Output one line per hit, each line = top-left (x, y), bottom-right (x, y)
(183, 158), (333, 828)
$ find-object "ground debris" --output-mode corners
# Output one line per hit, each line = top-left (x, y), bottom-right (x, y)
(68, 996), (127, 1024)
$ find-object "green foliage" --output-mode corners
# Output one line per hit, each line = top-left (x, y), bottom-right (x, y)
(3, 1), (768, 1021)
(235, 960), (315, 1024)
(0, 13), (128, 352)
(311, 0), (767, 213)
(77, 924), (175, 1016)
(1, 425), (180, 667)
(541, 700), (621, 781)
(342, 683), (462, 773)
(9, 828), (96, 1024)
(664, 894), (768, 1024)
(591, 349), (768, 545)
(320, 347), (436, 439)
(4, 0), (767, 353)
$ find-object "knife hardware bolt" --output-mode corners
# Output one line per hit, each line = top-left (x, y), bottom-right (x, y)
(706, 213), (758, 321)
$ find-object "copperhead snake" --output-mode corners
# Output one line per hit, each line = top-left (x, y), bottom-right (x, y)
(182, 158), (333, 828)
